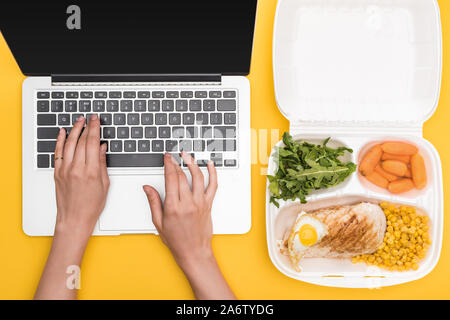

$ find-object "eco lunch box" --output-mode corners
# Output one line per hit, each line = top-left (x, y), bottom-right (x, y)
(266, 0), (443, 288)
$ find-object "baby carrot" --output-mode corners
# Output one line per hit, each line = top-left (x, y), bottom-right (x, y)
(365, 171), (389, 189)
(381, 153), (410, 164)
(405, 167), (412, 178)
(381, 142), (418, 156)
(388, 179), (415, 194)
(382, 160), (408, 177)
(375, 164), (398, 182)
(411, 154), (427, 189)
(359, 145), (383, 176)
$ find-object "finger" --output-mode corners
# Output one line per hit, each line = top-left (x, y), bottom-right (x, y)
(53, 128), (66, 173)
(164, 153), (179, 202)
(205, 160), (218, 203)
(73, 121), (88, 166)
(99, 143), (109, 187)
(180, 151), (204, 198)
(86, 115), (101, 170)
(174, 159), (191, 200)
(143, 185), (163, 232)
(63, 116), (85, 164)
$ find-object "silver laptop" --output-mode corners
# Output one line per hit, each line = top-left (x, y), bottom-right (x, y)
(1, 0), (257, 235)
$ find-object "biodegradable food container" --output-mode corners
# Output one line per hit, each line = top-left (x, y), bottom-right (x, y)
(267, 0), (443, 288)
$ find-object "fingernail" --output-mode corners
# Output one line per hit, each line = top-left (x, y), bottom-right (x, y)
(101, 143), (107, 154)
(208, 160), (214, 167)
(77, 116), (84, 122)
(59, 128), (65, 135)
(91, 114), (98, 121)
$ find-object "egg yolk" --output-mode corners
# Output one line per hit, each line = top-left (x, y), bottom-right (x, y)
(298, 224), (318, 246)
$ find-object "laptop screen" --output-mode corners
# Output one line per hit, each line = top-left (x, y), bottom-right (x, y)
(0, 0), (257, 76)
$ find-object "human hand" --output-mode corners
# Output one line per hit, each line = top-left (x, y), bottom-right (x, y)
(53, 115), (110, 241)
(143, 152), (217, 266)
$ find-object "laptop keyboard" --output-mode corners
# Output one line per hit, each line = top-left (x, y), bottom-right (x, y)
(35, 90), (238, 169)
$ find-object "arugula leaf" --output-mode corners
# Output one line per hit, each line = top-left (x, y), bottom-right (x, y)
(267, 133), (356, 207)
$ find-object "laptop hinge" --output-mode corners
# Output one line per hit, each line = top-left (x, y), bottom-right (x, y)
(51, 74), (222, 86)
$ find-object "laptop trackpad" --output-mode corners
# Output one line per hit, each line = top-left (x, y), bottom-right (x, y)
(99, 174), (165, 232)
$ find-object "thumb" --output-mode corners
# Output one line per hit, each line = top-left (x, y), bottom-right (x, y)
(143, 185), (163, 231)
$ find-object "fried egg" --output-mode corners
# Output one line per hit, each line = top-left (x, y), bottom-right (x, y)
(287, 212), (328, 271)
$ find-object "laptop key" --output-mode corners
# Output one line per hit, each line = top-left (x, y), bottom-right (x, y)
(224, 159), (237, 167)
(66, 92), (79, 99)
(51, 100), (63, 112)
(109, 91), (122, 98)
(93, 100), (105, 112)
(181, 91), (193, 98)
(166, 140), (178, 152)
(100, 114), (112, 125)
(155, 113), (167, 125)
(124, 91), (136, 98)
(37, 101), (49, 112)
(183, 113), (195, 125)
(223, 91), (236, 98)
(114, 113), (126, 125)
(169, 113), (181, 125)
(138, 140), (150, 152)
(148, 100), (161, 112)
(176, 100), (188, 111)
(131, 127), (143, 139)
(201, 126), (212, 138)
(224, 113), (236, 124)
(145, 127), (157, 138)
(195, 91), (207, 98)
(152, 140), (164, 152)
(166, 91), (179, 98)
(209, 91), (222, 98)
(159, 127), (171, 138)
(186, 126), (198, 139)
(141, 113), (153, 125)
(81, 91), (93, 99)
(106, 100), (119, 112)
(79, 100), (92, 112)
(196, 113), (208, 125)
(197, 160), (209, 167)
(210, 113), (222, 125)
(210, 153), (223, 167)
(65, 100), (77, 112)
(127, 113), (140, 125)
(124, 140), (136, 152)
(110, 140), (122, 152)
(37, 141), (56, 152)
(117, 127), (129, 139)
(203, 100), (215, 111)
(134, 100), (147, 112)
(103, 127), (116, 139)
(51, 154), (55, 168)
(179, 140), (192, 152)
(37, 114), (56, 125)
(37, 92), (50, 99)
(52, 92), (64, 99)
(152, 91), (164, 98)
(37, 154), (50, 168)
(189, 100), (202, 111)
(162, 100), (174, 112)
(172, 127), (184, 139)
(38, 127), (60, 139)
(120, 100), (133, 112)
(106, 154), (164, 167)
(58, 114), (70, 126)
(95, 91), (108, 98)
(214, 126), (236, 139)
(217, 99), (236, 111)
(72, 114), (84, 125)
(138, 91), (150, 98)
(207, 140), (236, 152)
(193, 140), (205, 152)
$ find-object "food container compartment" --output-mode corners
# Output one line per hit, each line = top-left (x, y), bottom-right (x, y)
(357, 138), (434, 199)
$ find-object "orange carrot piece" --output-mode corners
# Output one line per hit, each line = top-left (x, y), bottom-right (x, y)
(382, 160), (408, 177)
(388, 179), (415, 194)
(411, 154), (427, 189)
(359, 145), (383, 176)
(404, 167), (412, 178)
(365, 171), (389, 189)
(381, 142), (418, 156)
(375, 164), (398, 182)
(381, 153), (410, 164)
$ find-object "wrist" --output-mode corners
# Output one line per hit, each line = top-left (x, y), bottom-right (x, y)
(176, 248), (217, 275)
(54, 220), (92, 250)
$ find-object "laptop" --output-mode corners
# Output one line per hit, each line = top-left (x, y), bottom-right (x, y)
(0, 0), (256, 236)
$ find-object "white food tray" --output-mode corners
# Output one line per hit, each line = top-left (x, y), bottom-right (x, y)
(267, 0), (443, 288)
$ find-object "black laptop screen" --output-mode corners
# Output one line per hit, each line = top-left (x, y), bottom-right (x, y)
(0, 0), (257, 76)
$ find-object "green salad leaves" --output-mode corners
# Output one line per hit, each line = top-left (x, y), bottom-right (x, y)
(267, 133), (356, 207)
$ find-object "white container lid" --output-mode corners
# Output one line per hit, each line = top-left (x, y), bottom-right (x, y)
(273, 0), (442, 124)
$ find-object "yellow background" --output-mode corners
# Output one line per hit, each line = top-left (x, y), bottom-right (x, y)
(0, 0), (449, 299)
